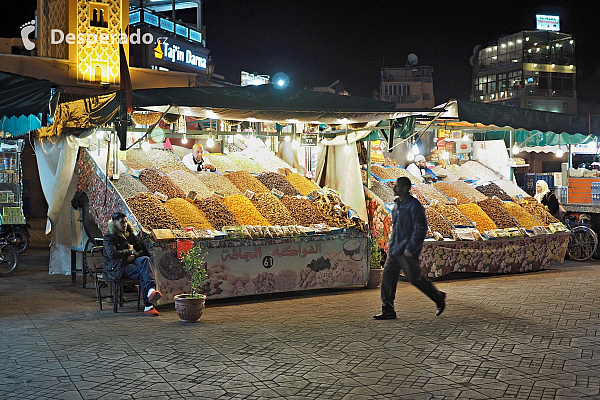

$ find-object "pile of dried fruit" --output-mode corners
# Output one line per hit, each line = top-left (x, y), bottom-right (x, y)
(227, 152), (264, 173)
(223, 195), (271, 226)
(502, 201), (541, 230)
(387, 167), (421, 183)
(196, 172), (242, 196)
(146, 149), (187, 173)
(475, 182), (513, 201)
(123, 149), (154, 170)
(208, 154), (241, 171)
(251, 152), (293, 172)
(493, 179), (528, 198)
(164, 198), (213, 230)
(256, 172), (301, 196)
(167, 170), (213, 198)
(432, 166), (463, 181)
(434, 204), (473, 227)
(370, 165), (396, 180)
(414, 183), (450, 204)
(138, 168), (185, 199)
(311, 192), (365, 231)
(251, 193), (297, 226)
(286, 173), (321, 196)
(126, 193), (181, 230)
(477, 198), (520, 229)
(424, 207), (453, 237)
(226, 170), (270, 194)
(369, 180), (396, 203)
(410, 186), (430, 205)
(192, 196), (239, 230)
(433, 182), (471, 205)
(457, 203), (497, 233)
(451, 181), (488, 202)
(280, 195), (325, 226)
(460, 161), (502, 181)
(520, 202), (559, 224)
(111, 173), (149, 199)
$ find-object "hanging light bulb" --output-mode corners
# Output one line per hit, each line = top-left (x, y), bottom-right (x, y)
(284, 136), (291, 142)
(512, 143), (519, 155)
(207, 137), (215, 148)
(181, 133), (188, 144)
(411, 143), (419, 155)
(556, 148), (563, 158)
(407, 152), (415, 162)
(142, 140), (151, 151)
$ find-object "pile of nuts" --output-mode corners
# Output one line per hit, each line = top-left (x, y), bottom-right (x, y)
(459, 161), (502, 181)
(477, 198), (520, 229)
(409, 186), (430, 205)
(502, 201), (541, 230)
(207, 154), (241, 171)
(252, 272), (277, 293)
(192, 196), (239, 230)
(280, 195), (325, 226)
(475, 182), (513, 201)
(387, 167), (421, 184)
(311, 193), (365, 231)
(167, 170), (214, 198)
(369, 180), (396, 203)
(138, 168), (185, 199)
(433, 182), (471, 205)
(227, 152), (264, 173)
(434, 204), (473, 227)
(164, 198), (213, 230)
(146, 149), (187, 173)
(457, 203), (497, 233)
(424, 207), (454, 237)
(226, 171), (270, 194)
(251, 193), (297, 226)
(451, 181), (488, 202)
(256, 172), (301, 196)
(432, 166), (463, 182)
(285, 173), (321, 196)
(494, 179), (528, 198)
(126, 192), (182, 230)
(111, 173), (149, 199)
(521, 202), (559, 224)
(123, 149), (153, 170)
(196, 171), (242, 196)
(370, 165), (396, 180)
(224, 195), (271, 226)
(251, 152), (293, 172)
(415, 183), (450, 204)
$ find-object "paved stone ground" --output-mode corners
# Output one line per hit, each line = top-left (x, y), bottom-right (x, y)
(1, 233), (599, 399)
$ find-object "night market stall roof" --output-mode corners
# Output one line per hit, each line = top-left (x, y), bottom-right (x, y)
(0, 71), (54, 119)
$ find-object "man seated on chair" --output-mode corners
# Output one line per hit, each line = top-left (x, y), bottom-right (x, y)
(103, 212), (162, 316)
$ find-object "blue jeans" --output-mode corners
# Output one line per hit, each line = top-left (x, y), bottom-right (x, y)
(123, 256), (156, 306)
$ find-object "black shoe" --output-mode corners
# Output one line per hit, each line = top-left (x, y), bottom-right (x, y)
(373, 310), (397, 320)
(436, 292), (446, 316)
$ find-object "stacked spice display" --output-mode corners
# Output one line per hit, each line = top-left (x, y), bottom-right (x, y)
(451, 181), (488, 202)
(224, 195), (271, 226)
(256, 172), (301, 196)
(167, 170), (213, 198)
(433, 204), (473, 227)
(227, 152), (264, 173)
(286, 173), (320, 196)
(387, 167), (421, 183)
(126, 193), (181, 230)
(280, 195), (325, 226)
(208, 154), (241, 171)
(226, 170), (270, 194)
(164, 198), (213, 230)
(477, 198), (520, 229)
(251, 193), (297, 226)
(424, 207), (454, 237)
(457, 203), (497, 233)
(138, 169), (185, 199)
(123, 149), (154, 170)
(370, 165), (396, 180)
(433, 182), (471, 205)
(369, 180), (396, 203)
(110, 173), (150, 199)
(475, 182), (513, 201)
(196, 172), (242, 196)
(502, 202), (541, 230)
(414, 183), (450, 204)
(193, 196), (239, 230)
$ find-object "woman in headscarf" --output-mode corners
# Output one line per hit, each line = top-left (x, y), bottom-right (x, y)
(535, 180), (559, 217)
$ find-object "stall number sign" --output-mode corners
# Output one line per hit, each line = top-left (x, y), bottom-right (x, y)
(154, 39), (207, 70)
(301, 133), (318, 147)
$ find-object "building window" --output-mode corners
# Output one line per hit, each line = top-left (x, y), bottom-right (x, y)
(90, 3), (109, 28)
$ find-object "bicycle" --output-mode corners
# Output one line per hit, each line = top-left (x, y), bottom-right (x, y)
(564, 219), (598, 261)
(0, 241), (20, 277)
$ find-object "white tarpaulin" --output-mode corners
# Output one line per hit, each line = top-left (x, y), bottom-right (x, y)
(35, 135), (80, 275)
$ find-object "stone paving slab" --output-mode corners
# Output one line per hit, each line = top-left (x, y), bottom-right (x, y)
(0, 252), (599, 399)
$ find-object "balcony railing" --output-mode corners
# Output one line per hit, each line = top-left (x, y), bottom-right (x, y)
(382, 76), (432, 83)
(382, 95), (421, 104)
(129, 8), (204, 46)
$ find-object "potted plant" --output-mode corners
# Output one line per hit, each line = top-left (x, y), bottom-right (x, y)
(367, 238), (384, 289)
(174, 246), (208, 322)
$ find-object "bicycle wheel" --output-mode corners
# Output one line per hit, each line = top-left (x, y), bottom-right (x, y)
(0, 245), (20, 277)
(567, 226), (598, 261)
(6, 228), (29, 254)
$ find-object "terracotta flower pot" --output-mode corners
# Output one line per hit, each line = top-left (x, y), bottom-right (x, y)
(367, 268), (384, 289)
(174, 294), (206, 322)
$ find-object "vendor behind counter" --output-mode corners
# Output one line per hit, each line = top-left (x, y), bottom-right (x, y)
(182, 144), (216, 172)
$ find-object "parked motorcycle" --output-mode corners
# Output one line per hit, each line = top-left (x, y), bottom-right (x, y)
(0, 240), (20, 276)
(0, 224), (30, 254)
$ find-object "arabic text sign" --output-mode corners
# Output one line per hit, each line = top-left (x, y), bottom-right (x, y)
(536, 14), (560, 31)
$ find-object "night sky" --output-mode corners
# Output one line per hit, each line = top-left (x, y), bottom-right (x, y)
(2, 1), (599, 104)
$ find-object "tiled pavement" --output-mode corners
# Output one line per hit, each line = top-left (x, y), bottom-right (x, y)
(1, 246), (599, 399)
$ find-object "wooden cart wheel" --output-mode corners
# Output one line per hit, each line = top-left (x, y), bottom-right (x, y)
(567, 226), (598, 261)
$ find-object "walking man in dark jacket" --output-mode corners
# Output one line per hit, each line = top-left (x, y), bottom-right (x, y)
(103, 212), (162, 316)
(374, 177), (446, 320)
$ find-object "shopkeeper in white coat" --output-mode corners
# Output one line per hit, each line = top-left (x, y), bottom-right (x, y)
(406, 155), (427, 182)
(182, 144), (216, 172)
